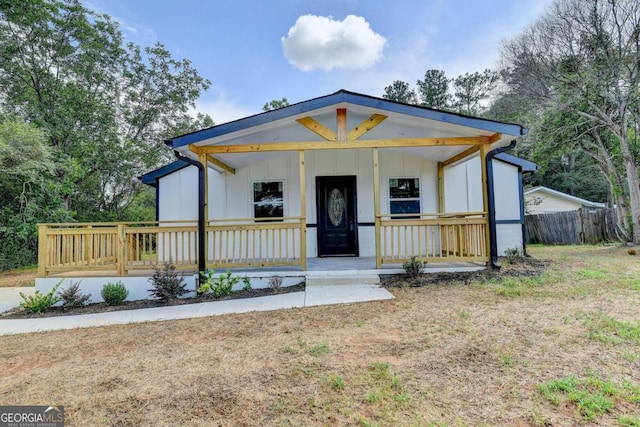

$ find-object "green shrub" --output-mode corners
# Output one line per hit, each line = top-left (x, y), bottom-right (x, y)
(101, 281), (129, 305)
(503, 247), (522, 264)
(19, 281), (61, 313)
(402, 256), (426, 278)
(198, 270), (248, 298)
(58, 281), (91, 307)
(148, 262), (188, 301)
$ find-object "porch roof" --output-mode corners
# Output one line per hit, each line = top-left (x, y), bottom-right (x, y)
(139, 160), (189, 186)
(166, 89), (528, 171)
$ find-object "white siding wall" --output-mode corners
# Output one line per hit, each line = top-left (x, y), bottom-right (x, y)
(158, 166), (199, 221)
(443, 156), (524, 255)
(493, 161), (521, 221)
(156, 151), (524, 259)
(493, 161), (523, 254)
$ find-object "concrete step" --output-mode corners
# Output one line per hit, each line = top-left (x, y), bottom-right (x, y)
(306, 274), (380, 287)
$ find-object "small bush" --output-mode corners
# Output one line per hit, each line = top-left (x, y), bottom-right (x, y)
(402, 256), (425, 278)
(101, 281), (129, 306)
(148, 263), (188, 301)
(268, 276), (283, 292)
(503, 247), (522, 263)
(58, 281), (91, 307)
(198, 270), (249, 298)
(19, 281), (61, 313)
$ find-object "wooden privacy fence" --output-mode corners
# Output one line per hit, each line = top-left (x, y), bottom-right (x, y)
(525, 208), (617, 245)
(378, 212), (489, 265)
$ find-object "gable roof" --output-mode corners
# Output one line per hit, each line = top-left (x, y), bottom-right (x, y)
(166, 89), (528, 150)
(139, 160), (190, 187)
(494, 153), (538, 173)
(524, 186), (606, 208)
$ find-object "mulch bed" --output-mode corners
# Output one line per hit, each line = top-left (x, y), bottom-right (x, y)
(381, 256), (550, 288)
(1, 257), (550, 320)
(0, 283), (305, 319)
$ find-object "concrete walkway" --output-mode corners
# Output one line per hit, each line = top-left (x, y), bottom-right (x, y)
(0, 284), (394, 336)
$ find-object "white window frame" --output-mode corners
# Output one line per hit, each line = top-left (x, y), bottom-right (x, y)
(388, 177), (421, 218)
(252, 180), (285, 221)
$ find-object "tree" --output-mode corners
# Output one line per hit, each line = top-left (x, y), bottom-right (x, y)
(382, 80), (418, 104)
(0, 117), (69, 270)
(416, 69), (450, 109)
(501, 0), (640, 242)
(263, 97), (290, 111)
(0, 0), (211, 222)
(451, 69), (499, 115)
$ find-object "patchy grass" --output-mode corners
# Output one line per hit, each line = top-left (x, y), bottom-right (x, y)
(0, 265), (37, 287)
(1, 245), (640, 425)
(538, 375), (640, 422)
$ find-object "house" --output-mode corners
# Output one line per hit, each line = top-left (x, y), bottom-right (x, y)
(524, 186), (605, 215)
(37, 89), (529, 291)
(142, 149), (538, 261)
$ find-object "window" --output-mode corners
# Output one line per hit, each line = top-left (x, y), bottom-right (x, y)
(253, 181), (284, 220)
(389, 178), (420, 217)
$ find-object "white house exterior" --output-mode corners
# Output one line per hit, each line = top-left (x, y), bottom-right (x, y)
(38, 89), (530, 282)
(142, 129), (536, 262)
(524, 186), (605, 214)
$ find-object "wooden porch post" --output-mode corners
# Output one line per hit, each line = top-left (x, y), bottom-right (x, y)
(299, 150), (307, 270)
(480, 143), (491, 258)
(117, 223), (126, 276)
(37, 224), (47, 276)
(198, 153), (209, 266)
(373, 148), (382, 268)
(437, 162), (445, 213)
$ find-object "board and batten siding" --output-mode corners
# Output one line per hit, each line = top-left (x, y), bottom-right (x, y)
(443, 156), (524, 255)
(156, 150), (440, 259)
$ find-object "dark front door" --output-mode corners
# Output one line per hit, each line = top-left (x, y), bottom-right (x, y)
(316, 176), (358, 257)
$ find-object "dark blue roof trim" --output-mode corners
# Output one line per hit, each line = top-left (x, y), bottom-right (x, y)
(168, 89), (528, 149)
(494, 153), (538, 173)
(139, 160), (190, 187)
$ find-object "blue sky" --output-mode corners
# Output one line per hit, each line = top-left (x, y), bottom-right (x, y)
(84, 0), (553, 124)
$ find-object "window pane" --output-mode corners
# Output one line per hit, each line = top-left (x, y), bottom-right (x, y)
(390, 200), (420, 215)
(389, 178), (420, 198)
(254, 181), (284, 219)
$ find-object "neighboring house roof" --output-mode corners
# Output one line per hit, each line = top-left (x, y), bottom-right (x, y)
(167, 89), (528, 150)
(494, 153), (538, 173)
(139, 160), (189, 187)
(524, 186), (606, 208)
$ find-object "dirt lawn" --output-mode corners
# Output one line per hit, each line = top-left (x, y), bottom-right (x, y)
(1, 245), (639, 426)
(0, 265), (36, 287)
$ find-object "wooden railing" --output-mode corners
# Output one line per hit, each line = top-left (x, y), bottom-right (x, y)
(378, 212), (489, 265)
(37, 218), (305, 276)
(206, 217), (305, 269)
(38, 221), (198, 276)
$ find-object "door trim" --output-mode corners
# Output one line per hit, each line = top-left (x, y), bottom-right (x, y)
(315, 175), (359, 257)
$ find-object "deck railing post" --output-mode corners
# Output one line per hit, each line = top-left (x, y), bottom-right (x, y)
(37, 224), (47, 276)
(299, 150), (307, 270)
(117, 223), (126, 276)
(373, 148), (382, 268)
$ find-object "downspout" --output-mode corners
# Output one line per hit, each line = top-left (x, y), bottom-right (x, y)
(486, 139), (517, 269)
(172, 148), (206, 274)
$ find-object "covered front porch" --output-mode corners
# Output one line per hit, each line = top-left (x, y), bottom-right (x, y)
(37, 212), (489, 277)
(36, 90), (526, 278)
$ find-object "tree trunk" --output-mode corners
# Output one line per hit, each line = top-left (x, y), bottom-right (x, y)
(620, 135), (640, 243)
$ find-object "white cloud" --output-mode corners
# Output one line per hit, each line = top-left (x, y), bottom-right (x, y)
(281, 15), (386, 71)
(192, 92), (257, 125)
